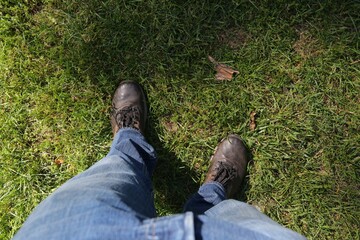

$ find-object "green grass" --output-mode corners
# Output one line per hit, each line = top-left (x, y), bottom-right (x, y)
(1, 0), (359, 239)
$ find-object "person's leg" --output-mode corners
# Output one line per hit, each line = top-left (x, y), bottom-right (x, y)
(204, 199), (279, 224)
(183, 182), (226, 214)
(184, 134), (249, 214)
(186, 135), (306, 239)
(194, 200), (306, 240)
(72, 127), (157, 218)
(14, 81), (156, 240)
(14, 128), (157, 240)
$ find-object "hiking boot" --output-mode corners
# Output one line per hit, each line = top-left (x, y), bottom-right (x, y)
(110, 81), (147, 135)
(204, 134), (249, 198)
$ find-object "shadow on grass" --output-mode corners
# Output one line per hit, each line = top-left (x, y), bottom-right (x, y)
(147, 115), (253, 214)
(53, 0), (243, 85)
(50, 0), (243, 212)
(147, 117), (200, 214)
(55, 0), (358, 87)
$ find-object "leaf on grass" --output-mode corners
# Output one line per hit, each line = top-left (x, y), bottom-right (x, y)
(54, 158), (64, 166)
(250, 111), (257, 131)
(208, 56), (239, 81)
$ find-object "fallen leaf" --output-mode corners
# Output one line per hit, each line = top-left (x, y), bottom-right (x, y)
(54, 158), (64, 166)
(208, 56), (239, 81)
(250, 111), (257, 131)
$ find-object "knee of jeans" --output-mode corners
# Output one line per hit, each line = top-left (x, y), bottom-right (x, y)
(220, 199), (245, 208)
(224, 199), (239, 204)
(205, 199), (254, 217)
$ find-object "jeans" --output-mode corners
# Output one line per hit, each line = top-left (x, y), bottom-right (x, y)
(14, 128), (306, 240)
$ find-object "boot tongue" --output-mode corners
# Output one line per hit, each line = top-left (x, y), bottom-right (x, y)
(213, 161), (237, 187)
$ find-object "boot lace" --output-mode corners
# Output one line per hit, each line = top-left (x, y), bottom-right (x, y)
(213, 161), (237, 187)
(112, 105), (141, 130)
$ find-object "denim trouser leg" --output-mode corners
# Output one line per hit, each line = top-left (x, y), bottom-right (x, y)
(183, 181), (226, 214)
(14, 127), (306, 240)
(197, 200), (306, 240)
(185, 180), (306, 239)
(204, 200), (282, 224)
(14, 128), (157, 240)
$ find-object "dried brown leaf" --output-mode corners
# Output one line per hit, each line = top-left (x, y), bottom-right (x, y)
(250, 111), (257, 131)
(208, 56), (239, 81)
(54, 158), (64, 166)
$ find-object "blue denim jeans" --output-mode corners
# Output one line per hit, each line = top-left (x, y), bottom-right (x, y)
(14, 128), (306, 240)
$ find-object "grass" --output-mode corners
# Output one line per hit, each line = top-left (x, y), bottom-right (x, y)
(0, 0), (359, 239)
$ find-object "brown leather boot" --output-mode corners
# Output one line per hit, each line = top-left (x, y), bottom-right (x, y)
(204, 134), (249, 198)
(110, 81), (147, 136)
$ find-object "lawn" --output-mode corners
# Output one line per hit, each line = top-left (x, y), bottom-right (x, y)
(0, 0), (359, 239)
